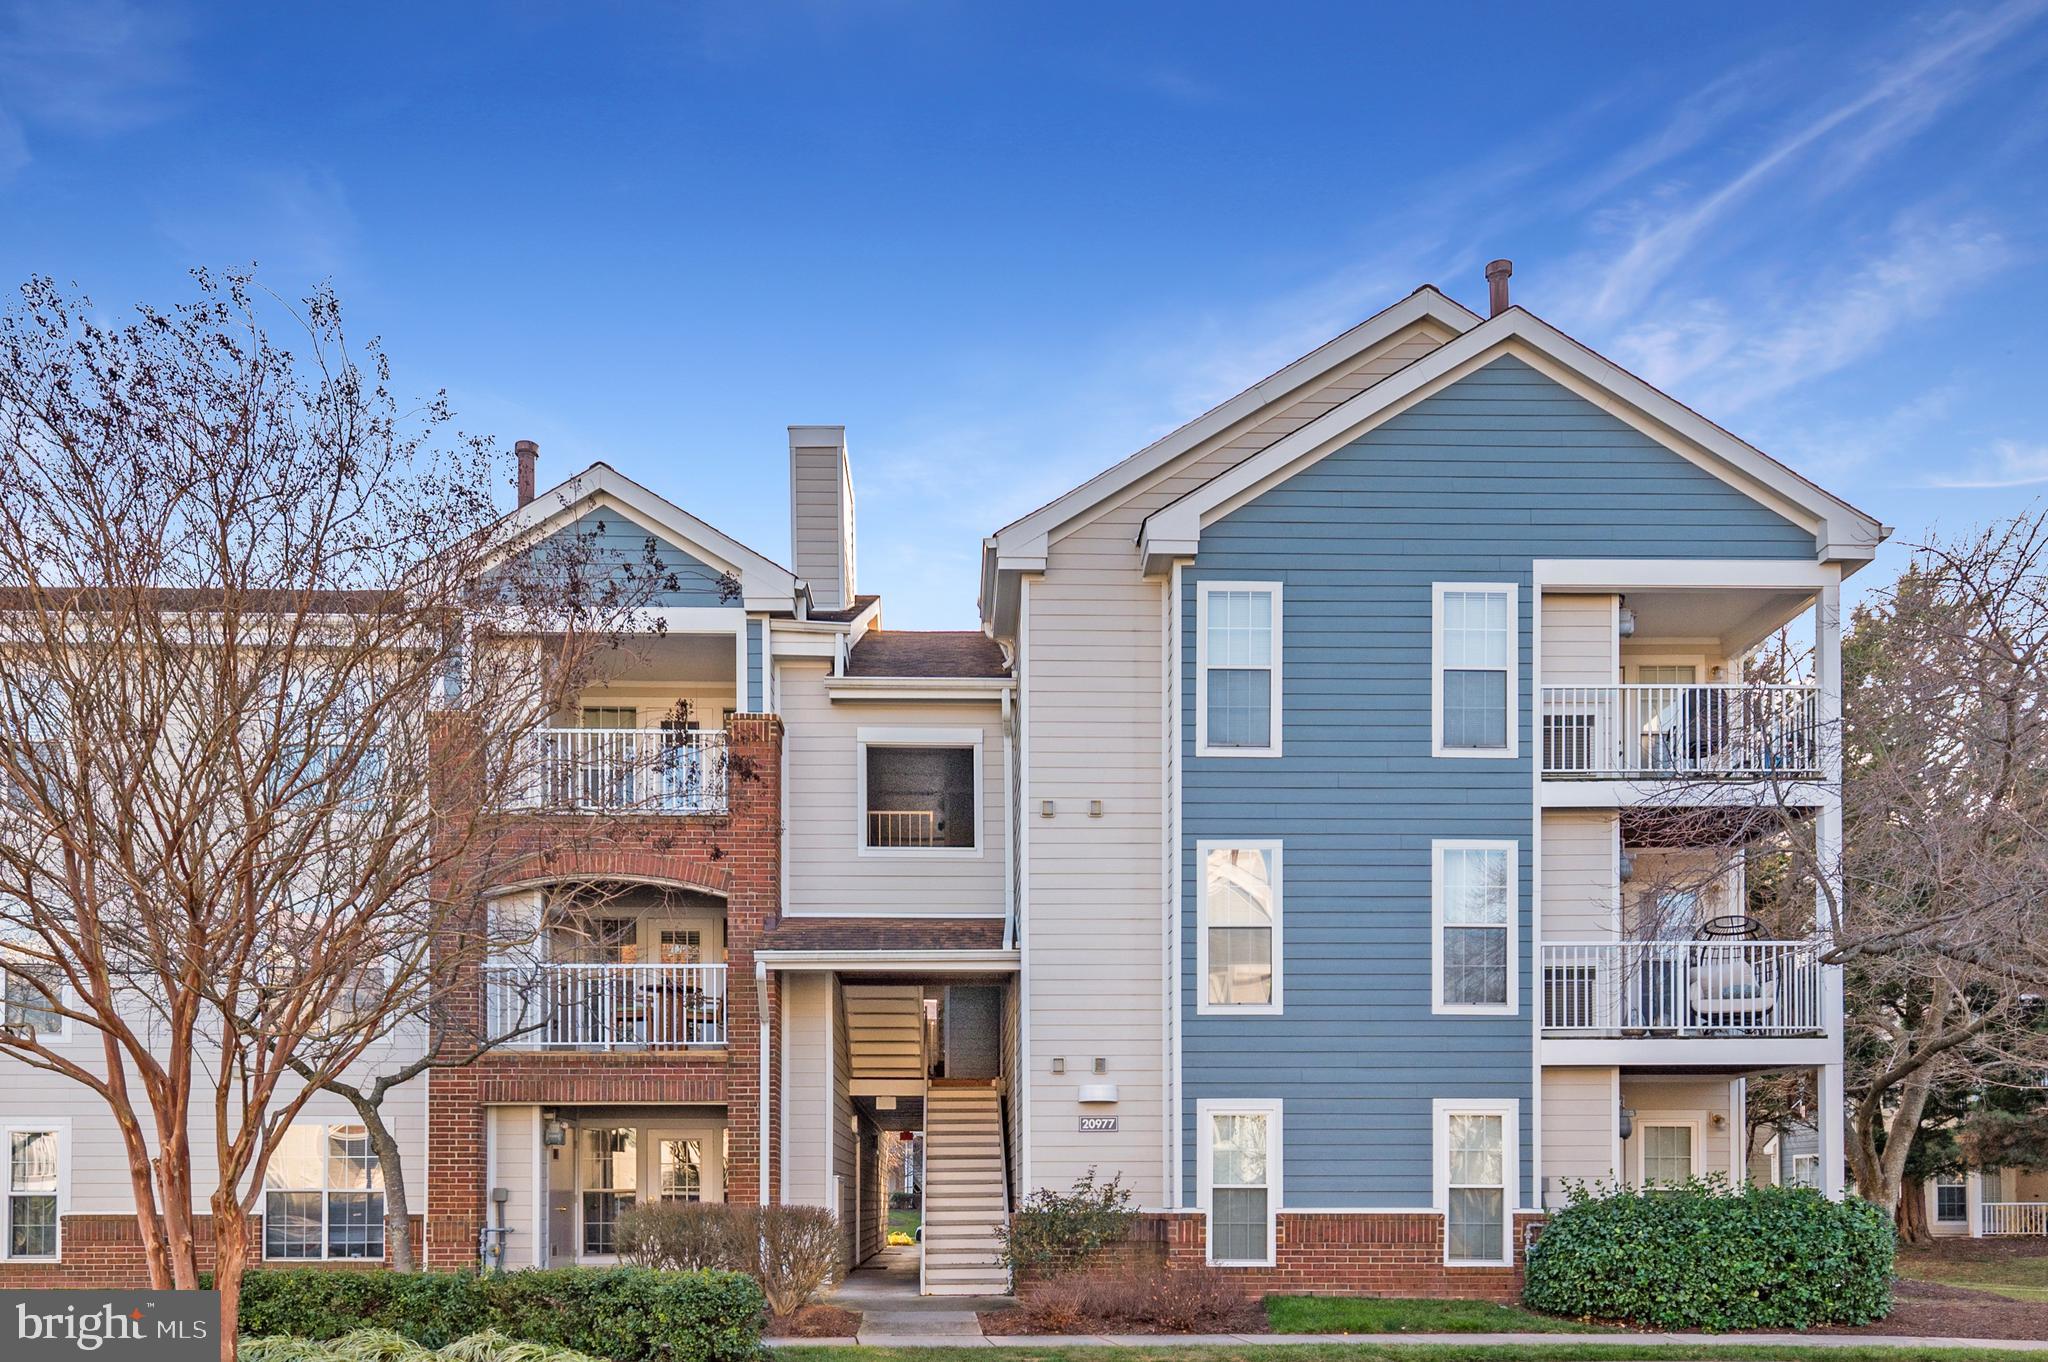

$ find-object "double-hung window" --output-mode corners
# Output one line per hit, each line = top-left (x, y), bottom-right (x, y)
(1432, 840), (1516, 1014)
(1432, 584), (1516, 757)
(1199, 1101), (1279, 1266)
(1435, 1100), (1516, 1266)
(3, 1125), (61, 1260)
(263, 1124), (385, 1260)
(1934, 1174), (1967, 1224)
(1197, 842), (1281, 1014)
(3, 959), (65, 1038)
(1197, 582), (1281, 756)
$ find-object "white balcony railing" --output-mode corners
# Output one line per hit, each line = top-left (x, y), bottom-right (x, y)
(509, 728), (728, 814)
(484, 962), (728, 1049)
(1539, 684), (1821, 779)
(1982, 1202), (2048, 1236)
(1540, 940), (1826, 1037)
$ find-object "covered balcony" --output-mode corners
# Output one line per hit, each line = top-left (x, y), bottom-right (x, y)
(502, 631), (743, 817)
(1540, 937), (1826, 1039)
(1537, 579), (1831, 793)
(485, 884), (730, 1050)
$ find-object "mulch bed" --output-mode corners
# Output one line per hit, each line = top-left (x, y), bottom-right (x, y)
(763, 1305), (864, 1338)
(1811, 1276), (2048, 1340)
(979, 1300), (1266, 1336)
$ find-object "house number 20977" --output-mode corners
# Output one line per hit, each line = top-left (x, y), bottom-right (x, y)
(1078, 1116), (1119, 1132)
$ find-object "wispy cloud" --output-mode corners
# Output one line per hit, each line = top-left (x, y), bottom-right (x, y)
(152, 167), (361, 283)
(1607, 214), (2012, 412)
(1573, 0), (2048, 324)
(0, 0), (188, 177)
(1925, 440), (2048, 489)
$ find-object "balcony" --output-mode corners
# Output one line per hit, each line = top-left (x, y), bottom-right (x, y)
(483, 962), (728, 1049)
(1540, 684), (1820, 780)
(1540, 939), (1827, 1039)
(507, 727), (729, 815)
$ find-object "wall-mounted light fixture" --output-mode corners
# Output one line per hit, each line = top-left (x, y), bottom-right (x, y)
(1040, 800), (1055, 819)
(1051, 1057), (1066, 1075)
(1093, 1057), (1108, 1075)
(1618, 1105), (1635, 1141)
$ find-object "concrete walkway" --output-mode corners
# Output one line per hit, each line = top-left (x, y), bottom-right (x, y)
(826, 1243), (1015, 1346)
(774, 1328), (2048, 1351)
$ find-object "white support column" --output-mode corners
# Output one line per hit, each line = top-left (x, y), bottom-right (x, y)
(1818, 1062), (1846, 1200)
(1966, 1168), (1985, 1239)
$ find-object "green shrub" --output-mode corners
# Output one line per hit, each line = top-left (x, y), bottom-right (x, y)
(1523, 1177), (1894, 1330)
(237, 1267), (764, 1362)
(998, 1167), (1137, 1279)
(241, 1332), (601, 1362)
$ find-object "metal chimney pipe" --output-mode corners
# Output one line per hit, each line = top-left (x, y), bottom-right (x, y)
(515, 439), (538, 507)
(1486, 259), (1513, 317)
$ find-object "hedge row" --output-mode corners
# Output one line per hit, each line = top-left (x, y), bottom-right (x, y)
(236, 1267), (764, 1362)
(1523, 1179), (1894, 1330)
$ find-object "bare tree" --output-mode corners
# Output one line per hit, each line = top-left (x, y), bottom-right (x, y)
(0, 272), (659, 1354)
(1641, 514), (2048, 1223)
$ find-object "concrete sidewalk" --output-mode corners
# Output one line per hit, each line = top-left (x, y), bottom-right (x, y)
(771, 1330), (2048, 1351)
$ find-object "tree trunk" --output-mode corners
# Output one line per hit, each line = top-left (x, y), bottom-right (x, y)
(347, 1089), (417, 1272)
(1896, 1175), (1932, 1243)
(211, 1197), (248, 1362)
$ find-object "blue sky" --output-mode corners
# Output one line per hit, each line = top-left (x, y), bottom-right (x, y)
(2, 2), (2045, 626)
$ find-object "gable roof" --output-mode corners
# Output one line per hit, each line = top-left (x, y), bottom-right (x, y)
(502, 461), (800, 611)
(1135, 306), (1888, 573)
(985, 286), (1482, 566)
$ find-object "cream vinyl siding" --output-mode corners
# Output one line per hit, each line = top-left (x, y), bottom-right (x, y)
(790, 439), (854, 611)
(490, 1105), (542, 1267)
(1541, 811), (1618, 942)
(0, 1027), (428, 1221)
(780, 972), (831, 1207)
(1621, 1074), (1736, 1183)
(1540, 1067), (1617, 1205)
(1024, 320), (1455, 1202)
(779, 661), (1006, 916)
(1539, 594), (1617, 685)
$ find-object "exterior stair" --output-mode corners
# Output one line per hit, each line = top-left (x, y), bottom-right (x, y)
(920, 1083), (1010, 1295)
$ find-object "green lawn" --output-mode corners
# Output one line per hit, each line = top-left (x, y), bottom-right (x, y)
(771, 1346), (2047, 1361)
(1896, 1242), (2048, 1303)
(1265, 1297), (1602, 1335)
(888, 1208), (921, 1237)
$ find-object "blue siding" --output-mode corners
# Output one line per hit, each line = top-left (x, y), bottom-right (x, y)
(538, 509), (735, 607)
(1180, 356), (1814, 1208)
(747, 618), (765, 711)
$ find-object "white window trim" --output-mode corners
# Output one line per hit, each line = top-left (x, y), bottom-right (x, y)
(1430, 839), (1519, 1017)
(261, 1122), (385, 1262)
(1790, 1152), (1821, 1189)
(1432, 1098), (1518, 1268)
(1430, 582), (1518, 759)
(854, 725), (985, 859)
(1196, 1098), (1282, 1267)
(1632, 1114), (1703, 1187)
(1195, 580), (1283, 758)
(1, 955), (73, 1043)
(1194, 839), (1283, 1017)
(0, 1116), (67, 1262)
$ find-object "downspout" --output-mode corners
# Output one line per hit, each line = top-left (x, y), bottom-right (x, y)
(1001, 686), (1016, 951)
(757, 958), (771, 1205)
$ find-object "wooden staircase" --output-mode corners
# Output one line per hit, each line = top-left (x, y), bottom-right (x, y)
(921, 1084), (1010, 1295)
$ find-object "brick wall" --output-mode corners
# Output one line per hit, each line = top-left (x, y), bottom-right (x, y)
(425, 714), (783, 1268)
(1023, 1209), (1544, 1303)
(0, 1215), (424, 1289)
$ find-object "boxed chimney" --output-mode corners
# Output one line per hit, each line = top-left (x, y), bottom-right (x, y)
(787, 425), (857, 612)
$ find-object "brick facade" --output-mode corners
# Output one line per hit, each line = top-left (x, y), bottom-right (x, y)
(424, 714), (784, 1268)
(0, 1215), (424, 1289)
(1033, 1210), (1544, 1303)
